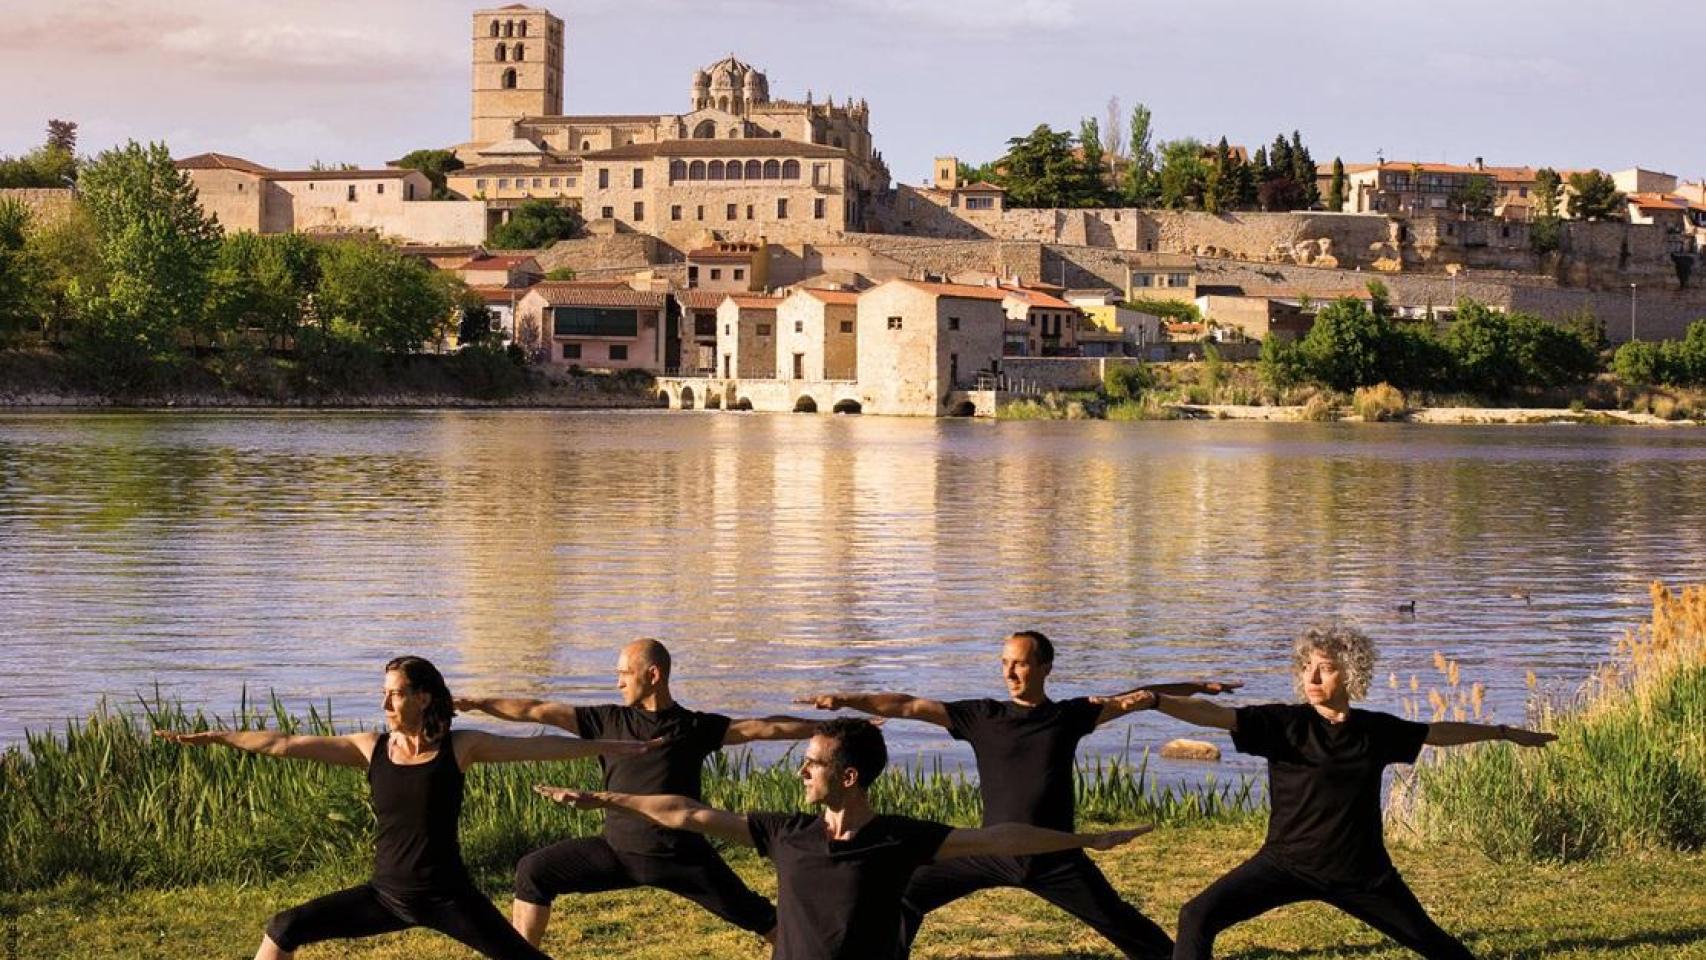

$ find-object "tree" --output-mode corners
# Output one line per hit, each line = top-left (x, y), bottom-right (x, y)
(1079, 117), (1107, 201)
(396, 149), (465, 200)
(1567, 170), (1624, 222)
(1123, 102), (1157, 206)
(314, 240), (456, 354)
(46, 120), (77, 155)
(1290, 132), (1319, 208)
(1204, 138), (1236, 213)
(309, 160), (361, 172)
(1157, 138), (1207, 210)
(1102, 96), (1125, 169)
(994, 124), (1103, 208)
(1327, 157), (1347, 212)
(0, 121), (79, 189)
(75, 140), (222, 355)
(1449, 175), (1496, 218)
(21, 201), (102, 343)
(1533, 168), (1562, 220)
(487, 199), (583, 249)
(206, 233), (320, 349)
(1612, 339), (1666, 386)
(0, 198), (35, 341)
(1298, 296), (1392, 391)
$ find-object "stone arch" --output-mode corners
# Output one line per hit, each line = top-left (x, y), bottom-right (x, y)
(517, 20), (528, 36)
(704, 393), (723, 410)
(950, 401), (976, 417)
(793, 395), (818, 413)
(656, 390), (671, 408)
(708, 160), (725, 181)
(502, 68), (517, 89)
(680, 385), (697, 410)
(514, 43), (525, 61)
(504, 20), (515, 37)
(693, 119), (717, 139)
(489, 20), (500, 37)
(581, 139), (591, 150)
(725, 161), (742, 181)
(726, 128), (740, 138)
(781, 159), (800, 180)
(718, 96), (730, 111)
(762, 159), (781, 180)
(668, 159), (687, 182)
(495, 42), (507, 62)
(744, 160), (762, 180)
(733, 396), (753, 411)
(832, 399), (862, 415)
(688, 160), (706, 181)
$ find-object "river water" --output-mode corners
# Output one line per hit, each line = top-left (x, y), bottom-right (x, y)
(3, 411), (1704, 786)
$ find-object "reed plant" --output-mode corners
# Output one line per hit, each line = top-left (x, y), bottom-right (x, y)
(1351, 383), (1408, 422)
(0, 697), (1260, 893)
(1401, 582), (1706, 862)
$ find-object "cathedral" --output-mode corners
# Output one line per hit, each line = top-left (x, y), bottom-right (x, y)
(453, 4), (890, 244)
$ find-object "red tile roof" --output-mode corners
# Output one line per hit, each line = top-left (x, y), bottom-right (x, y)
(796, 288), (861, 305)
(959, 181), (1005, 192)
(584, 139), (848, 160)
(456, 254), (542, 272)
(262, 169), (420, 182)
(468, 285), (526, 303)
(725, 294), (782, 310)
(673, 290), (728, 310)
(528, 283), (665, 308)
(176, 152), (274, 173)
(896, 280), (1009, 302)
(1627, 192), (1690, 211)
(1001, 287), (1076, 310)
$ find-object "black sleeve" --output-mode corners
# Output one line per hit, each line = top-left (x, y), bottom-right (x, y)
(746, 812), (801, 859)
(1229, 704), (1290, 759)
(694, 712), (733, 754)
(1371, 711), (1430, 766)
(1064, 697), (1104, 736)
(899, 817), (955, 866)
(943, 699), (988, 742)
(573, 705), (614, 740)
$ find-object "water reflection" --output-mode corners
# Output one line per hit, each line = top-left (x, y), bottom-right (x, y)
(2, 412), (1705, 786)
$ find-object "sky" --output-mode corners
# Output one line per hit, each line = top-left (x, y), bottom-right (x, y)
(1, 0), (1698, 185)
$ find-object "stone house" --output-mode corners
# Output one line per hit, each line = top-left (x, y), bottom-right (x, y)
(1126, 255), (1198, 302)
(855, 280), (1006, 417)
(454, 253), (544, 288)
(775, 288), (860, 381)
(716, 294), (783, 379)
(1067, 289), (1160, 357)
(672, 289), (725, 375)
(515, 282), (666, 370)
(1000, 285), (1082, 357)
(686, 242), (767, 291)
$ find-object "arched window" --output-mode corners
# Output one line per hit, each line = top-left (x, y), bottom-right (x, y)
(669, 160), (687, 183)
(763, 159), (781, 180)
(781, 159), (800, 180)
(692, 119), (716, 139)
(495, 43), (507, 62)
(718, 96), (729, 112)
(581, 140), (590, 150)
(504, 20), (514, 37)
(514, 43), (525, 61)
(725, 160), (742, 181)
(502, 68), (517, 90)
(490, 21), (500, 37)
(708, 161), (725, 181)
(518, 20), (528, 37)
(726, 128), (739, 138)
(744, 160), (761, 180)
(688, 160), (706, 181)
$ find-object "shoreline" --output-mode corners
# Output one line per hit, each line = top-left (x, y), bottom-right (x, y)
(1175, 403), (1698, 426)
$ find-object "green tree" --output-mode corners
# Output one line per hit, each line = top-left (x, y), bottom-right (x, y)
(75, 140), (222, 356)
(0, 198), (35, 341)
(1157, 138), (1207, 210)
(1123, 102), (1157, 205)
(21, 201), (102, 343)
(1449, 175), (1496, 217)
(1290, 132), (1319, 208)
(1258, 334), (1307, 389)
(995, 125), (1104, 208)
(206, 233), (321, 349)
(45, 119), (77, 155)
(1567, 170), (1625, 221)
(314, 240), (456, 354)
(395, 149), (465, 200)
(1444, 300), (1522, 394)
(1079, 117), (1107, 201)
(1612, 339), (1666, 385)
(1533, 168), (1562, 219)
(1205, 137), (1237, 213)
(1298, 296), (1392, 390)
(487, 199), (583, 249)
(1507, 312), (1600, 389)
(1327, 157), (1347, 212)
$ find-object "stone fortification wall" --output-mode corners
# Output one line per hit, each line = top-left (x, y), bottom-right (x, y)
(534, 234), (658, 274)
(999, 357), (1144, 392)
(836, 234), (1045, 283)
(385, 201), (490, 245)
(0, 188), (76, 226)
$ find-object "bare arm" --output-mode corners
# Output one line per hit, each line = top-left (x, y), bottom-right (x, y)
(724, 716), (819, 745)
(937, 822), (1152, 860)
(534, 787), (753, 847)
(795, 693), (950, 728)
(456, 730), (650, 767)
(1093, 681), (1242, 725)
(153, 729), (375, 768)
(1425, 722), (1556, 748)
(453, 697), (579, 735)
(1153, 693), (1237, 731)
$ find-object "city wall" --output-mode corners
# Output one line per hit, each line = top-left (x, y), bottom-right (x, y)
(0, 188), (77, 226)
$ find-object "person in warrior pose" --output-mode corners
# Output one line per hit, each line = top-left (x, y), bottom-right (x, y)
(455, 637), (817, 945)
(1150, 623), (1555, 960)
(799, 629), (1241, 959)
(155, 655), (649, 960)
(537, 717), (1152, 960)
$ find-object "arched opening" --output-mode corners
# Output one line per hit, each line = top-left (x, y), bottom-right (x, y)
(581, 140), (590, 150)
(793, 396), (818, 413)
(514, 43), (525, 61)
(762, 159), (781, 180)
(707, 161), (725, 181)
(704, 393), (723, 410)
(950, 401), (976, 417)
(502, 69), (517, 90)
(680, 386), (697, 410)
(832, 399), (863, 415)
(656, 390), (671, 408)
(733, 397), (753, 411)
(693, 119), (717, 139)
(495, 43), (507, 62)
(781, 159), (800, 180)
(490, 21), (500, 37)
(718, 96), (729, 111)
(744, 160), (761, 180)
(687, 160), (706, 181)
(504, 20), (515, 37)
(725, 161), (742, 181)
(726, 128), (740, 138)
(517, 20), (528, 37)
(668, 159), (687, 183)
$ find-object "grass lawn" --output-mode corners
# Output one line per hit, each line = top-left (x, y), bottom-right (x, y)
(6, 822), (1703, 960)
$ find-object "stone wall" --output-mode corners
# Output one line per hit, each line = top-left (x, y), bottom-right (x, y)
(0, 188), (76, 226)
(999, 357), (1145, 392)
(533, 234), (658, 274)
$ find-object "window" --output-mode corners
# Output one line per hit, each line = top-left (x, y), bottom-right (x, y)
(531, 177), (542, 188)
(346, 185), (356, 201)
(688, 266), (698, 282)
(498, 178), (511, 189)
(671, 205), (682, 221)
(600, 206), (614, 219)
(549, 177), (560, 187)
(710, 269), (721, 280)
(726, 203), (737, 220)
(376, 183), (384, 195)
(1168, 273), (1189, 287)
(966, 196), (995, 210)
(724, 324), (730, 335)
(763, 159), (781, 180)
(782, 159), (800, 180)
(794, 320), (803, 333)
(733, 268), (745, 280)
(812, 163), (828, 185)
(839, 320), (854, 334)
(633, 201), (644, 221)
(793, 353), (804, 379)
(948, 317), (960, 331)
(887, 316), (903, 330)
(756, 324), (772, 336)
(491, 21), (500, 37)
(552, 307), (638, 337)
(696, 205), (705, 221)
(1132, 273), (1152, 287)
(561, 343), (581, 359)
(475, 178), (487, 190)
(745, 204), (754, 220)
(502, 68), (517, 89)
(504, 20), (514, 37)
(608, 344), (628, 361)
(597, 168), (609, 189)
(632, 168), (644, 188)
(726, 161), (742, 181)
(814, 198), (826, 219)
(496, 43), (507, 62)
(776, 198), (789, 219)
(514, 43), (525, 61)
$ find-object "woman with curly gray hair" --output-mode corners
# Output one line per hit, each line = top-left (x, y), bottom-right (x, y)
(1124, 623), (1554, 959)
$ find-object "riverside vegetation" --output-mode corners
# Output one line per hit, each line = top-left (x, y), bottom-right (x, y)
(1, 586), (1703, 957)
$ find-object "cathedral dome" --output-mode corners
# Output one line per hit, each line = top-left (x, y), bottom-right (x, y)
(703, 55), (758, 92)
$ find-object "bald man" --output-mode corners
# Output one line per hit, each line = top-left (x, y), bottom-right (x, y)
(457, 638), (815, 946)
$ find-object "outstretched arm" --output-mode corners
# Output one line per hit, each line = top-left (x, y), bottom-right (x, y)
(1425, 722), (1556, 748)
(534, 787), (753, 847)
(457, 730), (651, 767)
(153, 729), (375, 768)
(938, 822), (1152, 860)
(795, 693), (950, 727)
(1093, 680), (1242, 725)
(454, 697), (579, 735)
(1152, 693), (1237, 731)
(724, 716), (819, 745)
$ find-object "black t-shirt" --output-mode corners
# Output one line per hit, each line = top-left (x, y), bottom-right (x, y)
(944, 697), (1103, 831)
(574, 703), (731, 855)
(748, 812), (953, 960)
(1232, 703), (1429, 887)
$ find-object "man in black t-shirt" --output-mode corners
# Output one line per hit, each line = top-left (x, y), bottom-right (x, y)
(536, 717), (1152, 960)
(456, 638), (818, 946)
(1149, 623), (1556, 959)
(798, 629), (1242, 959)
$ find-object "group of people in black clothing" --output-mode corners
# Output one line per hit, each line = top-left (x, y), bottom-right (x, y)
(157, 625), (1556, 960)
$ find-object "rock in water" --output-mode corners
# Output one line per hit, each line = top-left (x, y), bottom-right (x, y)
(1160, 739), (1221, 762)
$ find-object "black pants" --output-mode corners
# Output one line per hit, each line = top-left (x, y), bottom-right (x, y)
(513, 835), (777, 934)
(265, 881), (550, 959)
(1174, 852), (1475, 960)
(902, 850), (1173, 959)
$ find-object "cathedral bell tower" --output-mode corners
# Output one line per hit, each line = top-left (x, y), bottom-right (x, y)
(471, 5), (565, 143)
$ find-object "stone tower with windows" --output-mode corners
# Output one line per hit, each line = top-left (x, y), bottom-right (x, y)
(472, 4), (565, 143)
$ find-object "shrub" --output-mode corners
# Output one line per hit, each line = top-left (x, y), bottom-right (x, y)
(1103, 362), (1154, 401)
(1613, 340), (1667, 386)
(1301, 392), (1339, 421)
(1352, 383), (1407, 421)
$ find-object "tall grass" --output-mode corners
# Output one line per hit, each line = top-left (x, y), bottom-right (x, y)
(0, 696), (1260, 893)
(1402, 582), (1706, 862)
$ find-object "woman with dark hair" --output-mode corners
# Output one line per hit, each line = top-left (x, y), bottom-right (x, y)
(156, 655), (649, 960)
(1127, 624), (1556, 959)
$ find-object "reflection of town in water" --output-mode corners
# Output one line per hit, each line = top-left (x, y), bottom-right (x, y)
(3, 412), (1705, 784)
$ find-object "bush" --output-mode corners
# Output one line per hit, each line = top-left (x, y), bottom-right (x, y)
(447, 342), (531, 399)
(1103, 362), (1154, 401)
(1613, 340), (1668, 386)
(1258, 336), (1307, 390)
(1352, 383), (1407, 421)
(1301, 391), (1339, 421)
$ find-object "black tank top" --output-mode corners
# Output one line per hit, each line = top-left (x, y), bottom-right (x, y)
(369, 731), (470, 894)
